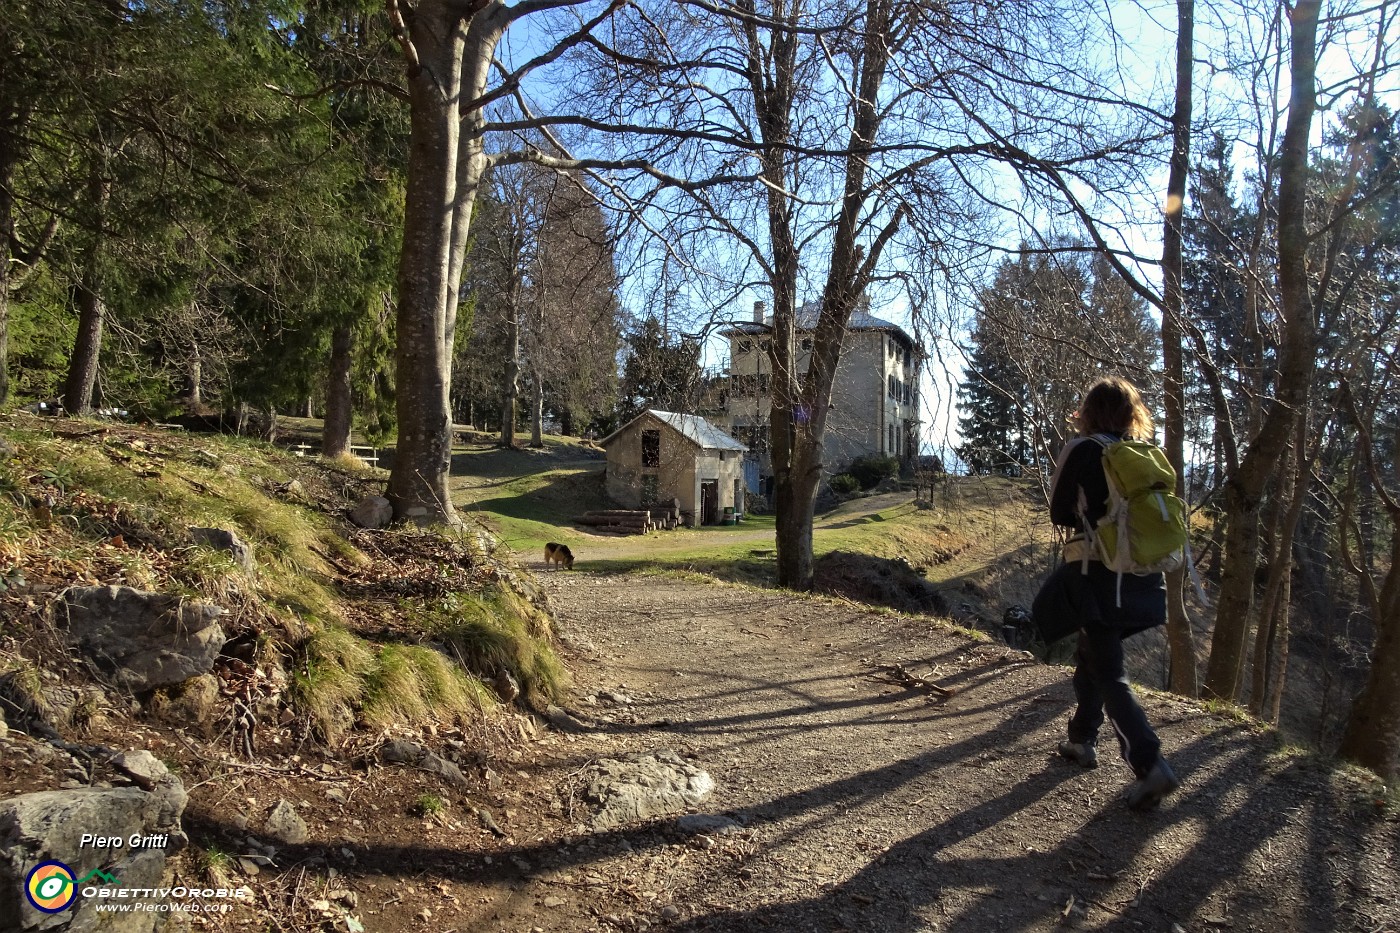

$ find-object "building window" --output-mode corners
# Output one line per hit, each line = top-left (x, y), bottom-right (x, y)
(738, 339), (752, 353)
(641, 475), (659, 506)
(888, 424), (896, 452)
(888, 374), (897, 399)
(801, 337), (812, 351)
(642, 429), (660, 467)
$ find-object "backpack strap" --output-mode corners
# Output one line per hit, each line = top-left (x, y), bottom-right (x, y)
(1089, 433), (1128, 605)
(1075, 434), (1117, 578)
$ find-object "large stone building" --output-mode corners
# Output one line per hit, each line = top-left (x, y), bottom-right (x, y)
(720, 301), (921, 495)
(599, 410), (748, 526)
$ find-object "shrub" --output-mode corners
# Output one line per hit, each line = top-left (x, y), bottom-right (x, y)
(829, 473), (860, 496)
(848, 454), (899, 490)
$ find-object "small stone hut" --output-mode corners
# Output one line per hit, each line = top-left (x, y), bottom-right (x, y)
(599, 410), (748, 526)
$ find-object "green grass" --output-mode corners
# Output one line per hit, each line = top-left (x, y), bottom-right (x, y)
(414, 793), (446, 817)
(426, 589), (568, 710)
(0, 415), (581, 749)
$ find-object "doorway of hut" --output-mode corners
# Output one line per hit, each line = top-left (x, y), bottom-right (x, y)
(700, 480), (719, 525)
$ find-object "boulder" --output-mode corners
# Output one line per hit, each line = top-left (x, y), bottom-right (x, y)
(189, 527), (254, 574)
(349, 496), (392, 530)
(581, 750), (715, 830)
(54, 586), (226, 692)
(0, 773), (187, 932)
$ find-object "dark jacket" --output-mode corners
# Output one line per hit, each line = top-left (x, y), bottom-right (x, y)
(1033, 434), (1166, 637)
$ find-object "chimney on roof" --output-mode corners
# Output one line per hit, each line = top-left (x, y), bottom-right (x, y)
(753, 300), (766, 324)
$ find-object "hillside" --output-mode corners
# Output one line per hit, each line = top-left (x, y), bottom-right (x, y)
(0, 416), (1395, 932)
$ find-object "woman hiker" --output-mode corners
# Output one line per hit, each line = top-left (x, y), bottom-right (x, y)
(1033, 376), (1180, 811)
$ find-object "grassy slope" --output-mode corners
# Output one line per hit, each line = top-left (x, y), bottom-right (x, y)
(0, 414), (566, 746)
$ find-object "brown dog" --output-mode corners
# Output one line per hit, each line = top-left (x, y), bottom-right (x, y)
(543, 542), (574, 570)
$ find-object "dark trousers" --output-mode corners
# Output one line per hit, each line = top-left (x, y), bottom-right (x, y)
(1067, 623), (1161, 778)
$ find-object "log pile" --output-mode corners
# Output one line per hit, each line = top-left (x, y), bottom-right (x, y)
(574, 508), (682, 535)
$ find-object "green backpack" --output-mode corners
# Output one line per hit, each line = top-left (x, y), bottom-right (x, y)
(1081, 435), (1188, 603)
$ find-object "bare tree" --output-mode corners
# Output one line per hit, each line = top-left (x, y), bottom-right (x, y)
(384, 0), (620, 521)
(1160, 0), (1199, 696)
(569, 0), (1160, 588)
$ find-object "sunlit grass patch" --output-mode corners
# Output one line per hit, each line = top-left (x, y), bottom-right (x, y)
(293, 624), (497, 740)
(292, 624), (377, 744)
(434, 589), (568, 710)
(361, 644), (491, 728)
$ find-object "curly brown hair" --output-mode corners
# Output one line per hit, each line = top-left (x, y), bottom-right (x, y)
(1075, 377), (1154, 440)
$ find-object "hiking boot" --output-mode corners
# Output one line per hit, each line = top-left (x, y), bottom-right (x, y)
(1057, 741), (1098, 769)
(1125, 758), (1180, 811)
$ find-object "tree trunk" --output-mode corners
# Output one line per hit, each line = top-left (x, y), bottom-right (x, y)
(0, 106), (22, 409)
(387, 0), (473, 525)
(1203, 0), (1320, 701)
(64, 276), (106, 417)
(501, 299), (520, 448)
(1160, 0), (1198, 697)
(0, 158), (12, 409)
(1337, 529), (1400, 779)
(774, 441), (820, 588)
(323, 323), (354, 458)
(187, 347), (203, 410)
(529, 365), (544, 447)
(1249, 427), (1301, 718)
(768, 0), (899, 590)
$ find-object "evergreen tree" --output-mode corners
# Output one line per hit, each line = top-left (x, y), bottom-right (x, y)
(956, 317), (1027, 475)
(958, 245), (1158, 478)
(617, 315), (701, 424)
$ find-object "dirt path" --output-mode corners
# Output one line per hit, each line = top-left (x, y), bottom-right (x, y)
(446, 571), (1397, 933)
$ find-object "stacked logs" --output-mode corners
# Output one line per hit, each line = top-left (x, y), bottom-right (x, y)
(574, 508), (682, 535)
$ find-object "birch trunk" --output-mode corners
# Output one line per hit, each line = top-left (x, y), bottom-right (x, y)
(501, 298), (521, 448)
(0, 153), (12, 408)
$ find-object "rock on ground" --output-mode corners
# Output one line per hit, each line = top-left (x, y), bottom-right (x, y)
(0, 774), (187, 932)
(350, 496), (392, 529)
(581, 750), (715, 830)
(264, 800), (308, 845)
(54, 586), (226, 691)
(189, 527), (255, 573)
(379, 740), (470, 791)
